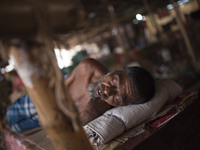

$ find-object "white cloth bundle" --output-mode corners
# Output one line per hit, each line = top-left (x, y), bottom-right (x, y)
(84, 79), (183, 147)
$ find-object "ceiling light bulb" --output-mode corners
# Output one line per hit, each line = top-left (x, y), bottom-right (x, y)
(136, 14), (143, 21)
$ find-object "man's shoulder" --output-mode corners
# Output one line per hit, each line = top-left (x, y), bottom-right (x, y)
(80, 58), (100, 66)
(79, 58), (108, 73)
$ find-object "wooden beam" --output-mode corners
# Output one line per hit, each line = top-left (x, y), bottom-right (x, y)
(0, 0), (86, 37)
(8, 42), (93, 150)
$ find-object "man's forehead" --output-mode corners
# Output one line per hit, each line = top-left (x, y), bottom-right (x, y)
(120, 71), (135, 100)
(112, 70), (130, 78)
(109, 70), (124, 76)
(112, 70), (135, 94)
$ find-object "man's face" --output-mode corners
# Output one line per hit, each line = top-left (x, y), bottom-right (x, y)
(88, 71), (134, 107)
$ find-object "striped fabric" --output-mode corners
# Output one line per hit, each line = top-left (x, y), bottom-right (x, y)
(7, 94), (40, 132)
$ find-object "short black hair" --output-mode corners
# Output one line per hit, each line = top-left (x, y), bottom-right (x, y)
(123, 66), (155, 103)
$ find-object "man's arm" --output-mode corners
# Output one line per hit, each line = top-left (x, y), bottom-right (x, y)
(64, 58), (108, 113)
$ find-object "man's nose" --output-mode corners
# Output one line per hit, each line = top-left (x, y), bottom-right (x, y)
(103, 85), (116, 97)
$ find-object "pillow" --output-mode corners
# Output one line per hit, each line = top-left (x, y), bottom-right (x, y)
(84, 79), (183, 147)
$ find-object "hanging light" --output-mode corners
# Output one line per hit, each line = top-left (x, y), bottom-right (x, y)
(136, 14), (143, 21)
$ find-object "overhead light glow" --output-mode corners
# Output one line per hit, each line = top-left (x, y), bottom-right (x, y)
(167, 0), (189, 9)
(5, 65), (14, 72)
(133, 19), (138, 24)
(3, 58), (15, 73)
(182, 0), (189, 3)
(54, 48), (64, 69)
(74, 45), (82, 51)
(167, 4), (174, 9)
(111, 28), (118, 35)
(142, 16), (146, 21)
(136, 14), (143, 21)
(178, 0), (184, 5)
(88, 12), (95, 18)
(0, 68), (5, 74)
(54, 48), (76, 69)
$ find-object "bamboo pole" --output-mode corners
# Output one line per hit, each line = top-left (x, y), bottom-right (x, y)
(0, 116), (3, 133)
(107, 4), (130, 64)
(142, 0), (168, 42)
(172, 1), (198, 69)
(8, 45), (93, 150)
(142, 0), (160, 34)
(197, 0), (200, 8)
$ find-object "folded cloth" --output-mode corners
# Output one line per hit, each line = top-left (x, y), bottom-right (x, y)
(84, 79), (183, 147)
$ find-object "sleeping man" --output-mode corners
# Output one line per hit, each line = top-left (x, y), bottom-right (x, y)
(65, 58), (155, 125)
(7, 58), (155, 132)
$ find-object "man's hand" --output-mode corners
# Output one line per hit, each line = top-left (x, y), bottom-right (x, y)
(80, 99), (112, 126)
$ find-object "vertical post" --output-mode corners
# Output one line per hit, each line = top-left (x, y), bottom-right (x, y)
(0, 116), (3, 133)
(197, 0), (200, 8)
(143, 0), (170, 43)
(172, 1), (198, 69)
(108, 4), (130, 63)
(142, 0), (161, 36)
(8, 44), (93, 150)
